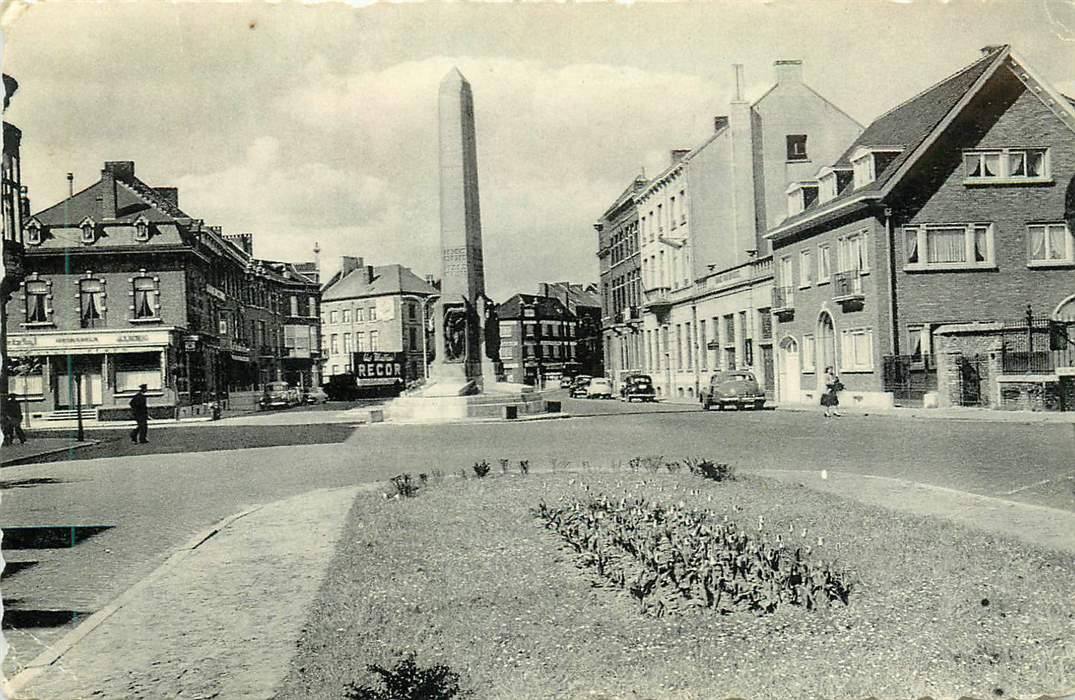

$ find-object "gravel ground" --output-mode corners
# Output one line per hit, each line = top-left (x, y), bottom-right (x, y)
(276, 469), (1075, 700)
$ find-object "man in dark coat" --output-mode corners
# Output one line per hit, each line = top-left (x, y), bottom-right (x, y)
(129, 384), (149, 444)
(3, 394), (27, 444)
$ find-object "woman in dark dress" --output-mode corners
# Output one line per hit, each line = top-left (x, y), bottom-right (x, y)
(821, 366), (843, 418)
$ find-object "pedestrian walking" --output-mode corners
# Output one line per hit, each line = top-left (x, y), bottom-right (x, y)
(821, 366), (843, 418)
(129, 383), (150, 444)
(2, 394), (27, 444)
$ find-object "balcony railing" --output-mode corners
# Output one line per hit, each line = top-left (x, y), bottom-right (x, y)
(643, 287), (672, 310)
(771, 286), (794, 313)
(832, 269), (864, 301)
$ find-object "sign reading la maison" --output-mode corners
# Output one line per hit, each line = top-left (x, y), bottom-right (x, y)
(8, 328), (175, 355)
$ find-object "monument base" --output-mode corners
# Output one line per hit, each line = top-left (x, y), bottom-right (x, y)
(382, 381), (544, 424)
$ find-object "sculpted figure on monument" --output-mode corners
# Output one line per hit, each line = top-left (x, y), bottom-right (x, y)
(444, 305), (468, 362)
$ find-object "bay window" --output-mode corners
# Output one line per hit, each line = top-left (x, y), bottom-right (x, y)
(1028, 223), (1073, 265)
(904, 223), (993, 270)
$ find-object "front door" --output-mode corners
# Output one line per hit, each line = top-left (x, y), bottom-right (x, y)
(778, 338), (800, 404)
(761, 345), (775, 398)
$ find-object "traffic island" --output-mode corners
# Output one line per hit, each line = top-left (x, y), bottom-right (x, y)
(276, 464), (1075, 700)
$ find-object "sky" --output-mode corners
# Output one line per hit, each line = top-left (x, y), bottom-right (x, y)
(3, 0), (1075, 300)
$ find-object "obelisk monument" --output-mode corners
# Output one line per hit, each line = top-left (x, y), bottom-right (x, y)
(426, 67), (498, 395)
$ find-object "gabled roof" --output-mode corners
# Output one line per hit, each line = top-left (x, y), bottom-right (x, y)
(321, 263), (437, 301)
(496, 293), (571, 320)
(765, 46), (1032, 239)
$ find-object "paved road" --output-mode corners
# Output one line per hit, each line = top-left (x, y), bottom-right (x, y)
(3, 398), (1073, 678)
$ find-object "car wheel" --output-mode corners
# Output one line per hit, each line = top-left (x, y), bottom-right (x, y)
(754, 401), (765, 410)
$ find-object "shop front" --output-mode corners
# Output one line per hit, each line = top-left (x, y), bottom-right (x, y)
(7, 328), (180, 420)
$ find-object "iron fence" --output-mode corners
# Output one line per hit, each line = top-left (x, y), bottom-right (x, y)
(1000, 316), (1074, 374)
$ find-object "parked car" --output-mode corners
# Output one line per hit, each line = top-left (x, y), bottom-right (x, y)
(570, 375), (592, 398)
(619, 374), (656, 402)
(701, 371), (765, 411)
(260, 381), (300, 410)
(304, 387), (329, 404)
(559, 376), (574, 389)
(586, 377), (614, 399)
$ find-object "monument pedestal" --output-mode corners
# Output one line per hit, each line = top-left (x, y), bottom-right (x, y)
(383, 382), (544, 424)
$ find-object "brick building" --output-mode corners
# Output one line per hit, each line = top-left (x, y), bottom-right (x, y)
(6, 161), (321, 420)
(496, 293), (577, 386)
(537, 281), (603, 378)
(596, 176), (647, 390)
(767, 46), (1075, 411)
(319, 256), (438, 383)
(2, 74), (31, 408)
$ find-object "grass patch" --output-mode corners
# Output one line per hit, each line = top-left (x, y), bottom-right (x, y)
(277, 471), (1075, 700)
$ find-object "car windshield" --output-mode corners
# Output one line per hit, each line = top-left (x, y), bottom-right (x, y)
(716, 373), (755, 383)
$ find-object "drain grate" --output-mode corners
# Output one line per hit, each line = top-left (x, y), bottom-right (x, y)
(2, 525), (113, 549)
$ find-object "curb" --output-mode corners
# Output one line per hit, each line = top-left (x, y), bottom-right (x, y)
(1, 440), (100, 467)
(3, 504), (265, 698)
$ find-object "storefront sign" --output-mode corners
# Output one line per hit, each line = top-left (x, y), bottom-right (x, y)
(352, 351), (405, 386)
(206, 284), (226, 301)
(8, 329), (175, 355)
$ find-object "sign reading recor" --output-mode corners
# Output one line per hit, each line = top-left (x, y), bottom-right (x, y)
(352, 351), (406, 386)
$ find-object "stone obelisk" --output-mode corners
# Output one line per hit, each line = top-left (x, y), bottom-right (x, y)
(426, 67), (498, 395)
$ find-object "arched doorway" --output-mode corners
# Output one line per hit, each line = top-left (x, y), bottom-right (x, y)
(777, 336), (801, 403)
(817, 311), (837, 384)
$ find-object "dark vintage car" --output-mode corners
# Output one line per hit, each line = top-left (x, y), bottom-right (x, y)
(619, 374), (656, 402)
(701, 371), (765, 411)
(570, 375), (592, 398)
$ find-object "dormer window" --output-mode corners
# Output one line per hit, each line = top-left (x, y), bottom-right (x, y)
(25, 218), (42, 246)
(963, 148), (1049, 183)
(850, 147), (904, 189)
(786, 182), (819, 217)
(79, 217), (97, 245)
(134, 216), (150, 242)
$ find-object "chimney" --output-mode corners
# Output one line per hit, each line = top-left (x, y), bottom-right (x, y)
(364, 265), (375, 285)
(425, 273), (436, 287)
(154, 187), (179, 208)
(340, 256), (362, 277)
(98, 165), (118, 219)
(103, 161), (135, 180)
(732, 64), (746, 103)
(713, 115), (729, 133)
(670, 149), (691, 164)
(774, 59), (803, 85)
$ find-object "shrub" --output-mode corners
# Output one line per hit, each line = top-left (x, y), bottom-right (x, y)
(390, 474), (419, 498)
(518, 459), (530, 475)
(535, 492), (852, 616)
(499, 458), (510, 475)
(683, 458), (736, 482)
(627, 455), (664, 472)
(472, 460), (491, 478)
(345, 652), (462, 700)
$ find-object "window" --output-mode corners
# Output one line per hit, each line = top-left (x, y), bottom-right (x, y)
(852, 153), (875, 189)
(134, 217), (150, 242)
(904, 224), (993, 269)
(787, 135), (808, 161)
(838, 230), (870, 272)
(219, 316), (229, 337)
(342, 308), (351, 323)
(24, 279), (49, 323)
(369, 305), (377, 321)
(799, 250), (813, 287)
(907, 324), (933, 365)
(79, 278), (105, 327)
(330, 334), (339, 354)
(26, 219), (41, 245)
(370, 330), (379, 351)
(132, 276), (158, 319)
(840, 327), (874, 371)
(408, 302), (417, 321)
(817, 244), (832, 283)
(80, 218), (96, 244)
(409, 327), (418, 351)
(290, 296), (299, 316)
(329, 310), (338, 324)
(356, 331), (366, 351)
(343, 333), (352, 352)
(686, 322), (693, 369)
(699, 320), (707, 370)
(115, 352), (162, 393)
(802, 334), (816, 372)
(679, 190), (687, 224)
(964, 148), (1048, 182)
(780, 256), (793, 289)
(818, 171), (838, 203)
(1028, 223), (1074, 265)
(331, 364), (338, 375)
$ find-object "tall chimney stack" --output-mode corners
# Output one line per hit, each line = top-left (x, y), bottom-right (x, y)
(774, 59), (803, 85)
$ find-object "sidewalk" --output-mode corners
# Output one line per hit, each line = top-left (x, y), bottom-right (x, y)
(5, 485), (366, 700)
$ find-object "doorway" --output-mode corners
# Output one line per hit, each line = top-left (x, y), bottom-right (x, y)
(55, 356), (104, 408)
(778, 337), (801, 403)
